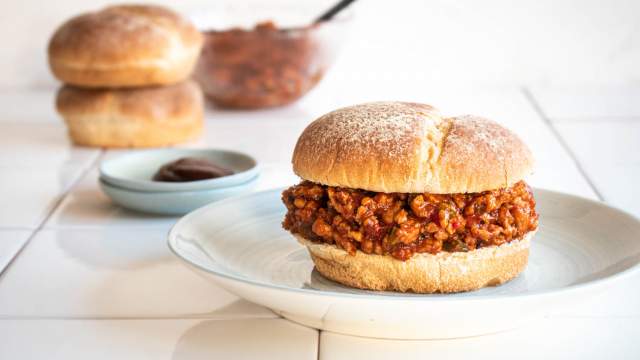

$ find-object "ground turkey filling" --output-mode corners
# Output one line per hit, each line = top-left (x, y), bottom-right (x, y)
(282, 181), (538, 261)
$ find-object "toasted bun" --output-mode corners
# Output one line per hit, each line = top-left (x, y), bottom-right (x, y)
(297, 231), (534, 293)
(56, 81), (204, 148)
(48, 5), (203, 87)
(292, 102), (534, 194)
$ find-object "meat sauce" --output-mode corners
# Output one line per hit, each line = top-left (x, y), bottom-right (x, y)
(195, 21), (325, 109)
(282, 181), (538, 261)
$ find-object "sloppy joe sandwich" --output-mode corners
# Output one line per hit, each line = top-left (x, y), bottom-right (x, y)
(281, 102), (538, 293)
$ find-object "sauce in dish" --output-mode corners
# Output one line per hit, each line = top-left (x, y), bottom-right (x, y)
(153, 157), (234, 182)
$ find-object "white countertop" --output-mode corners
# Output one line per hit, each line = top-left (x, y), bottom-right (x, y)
(0, 84), (639, 359)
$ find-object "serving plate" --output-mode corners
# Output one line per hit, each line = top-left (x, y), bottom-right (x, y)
(168, 188), (640, 339)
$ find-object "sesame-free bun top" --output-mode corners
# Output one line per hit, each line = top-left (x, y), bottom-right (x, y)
(48, 4), (203, 88)
(292, 101), (534, 194)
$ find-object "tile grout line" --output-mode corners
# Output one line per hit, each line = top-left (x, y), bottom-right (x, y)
(42, 225), (177, 231)
(0, 314), (279, 321)
(0, 150), (106, 280)
(521, 87), (605, 201)
(552, 116), (640, 123)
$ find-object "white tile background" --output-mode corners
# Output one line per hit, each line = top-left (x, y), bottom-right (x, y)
(0, 318), (318, 359)
(2, 0), (640, 89)
(0, 0), (639, 358)
(319, 317), (640, 360)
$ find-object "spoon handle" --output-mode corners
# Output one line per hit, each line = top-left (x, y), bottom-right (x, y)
(314, 0), (357, 23)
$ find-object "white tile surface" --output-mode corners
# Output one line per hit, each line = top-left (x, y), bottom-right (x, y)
(0, 228), (274, 318)
(195, 115), (313, 164)
(0, 88), (58, 123)
(0, 165), (87, 228)
(553, 121), (640, 165)
(0, 122), (99, 228)
(0, 123), (98, 168)
(580, 164), (640, 215)
(529, 86), (640, 120)
(0, 318), (318, 360)
(527, 164), (597, 200)
(254, 162), (299, 192)
(554, 121), (640, 215)
(320, 317), (640, 360)
(0, 230), (31, 272)
(46, 169), (180, 229)
(172, 318), (317, 360)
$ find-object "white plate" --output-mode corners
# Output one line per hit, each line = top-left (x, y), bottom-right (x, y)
(168, 188), (640, 339)
(100, 148), (258, 192)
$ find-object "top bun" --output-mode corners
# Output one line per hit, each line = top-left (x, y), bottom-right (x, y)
(292, 101), (534, 194)
(48, 5), (203, 88)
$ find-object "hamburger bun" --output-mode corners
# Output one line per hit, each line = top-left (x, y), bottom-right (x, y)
(292, 101), (534, 194)
(56, 80), (204, 148)
(48, 5), (203, 88)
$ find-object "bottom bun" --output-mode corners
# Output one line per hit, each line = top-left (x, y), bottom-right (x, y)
(295, 231), (535, 293)
(56, 81), (203, 148)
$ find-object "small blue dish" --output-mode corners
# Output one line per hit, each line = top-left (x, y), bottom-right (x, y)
(100, 148), (258, 193)
(99, 175), (259, 215)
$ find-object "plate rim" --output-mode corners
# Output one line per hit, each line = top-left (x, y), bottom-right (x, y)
(168, 187), (640, 302)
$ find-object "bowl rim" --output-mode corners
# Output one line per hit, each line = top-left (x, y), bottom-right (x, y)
(190, 5), (354, 33)
(99, 148), (259, 193)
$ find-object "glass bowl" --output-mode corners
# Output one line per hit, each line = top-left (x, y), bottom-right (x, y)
(192, 7), (350, 109)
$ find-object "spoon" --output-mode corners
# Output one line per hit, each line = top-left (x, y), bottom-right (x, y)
(314, 0), (357, 23)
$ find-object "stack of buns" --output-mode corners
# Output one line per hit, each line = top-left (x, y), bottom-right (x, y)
(48, 5), (204, 148)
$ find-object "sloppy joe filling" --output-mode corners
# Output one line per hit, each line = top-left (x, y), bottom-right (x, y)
(282, 181), (538, 261)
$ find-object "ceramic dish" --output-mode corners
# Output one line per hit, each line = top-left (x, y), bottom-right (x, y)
(100, 148), (258, 192)
(168, 188), (640, 339)
(100, 176), (258, 215)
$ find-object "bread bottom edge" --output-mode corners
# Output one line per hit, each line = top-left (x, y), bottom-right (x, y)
(296, 231), (534, 293)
